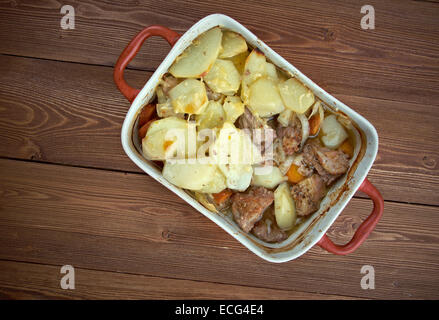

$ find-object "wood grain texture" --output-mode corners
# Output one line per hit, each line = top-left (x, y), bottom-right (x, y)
(0, 260), (355, 299)
(0, 0), (438, 301)
(0, 159), (438, 299)
(0, 0), (438, 105)
(0, 55), (437, 205)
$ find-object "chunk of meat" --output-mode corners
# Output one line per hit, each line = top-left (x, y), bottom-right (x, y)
(231, 186), (274, 233)
(276, 117), (302, 155)
(252, 208), (287, 243)
(314, 148), (349, 175)
(291, 174), (326, 217)
(302, 140), (349, 185)
(237, 107), (276, 155)
(293, 154), (313, 177)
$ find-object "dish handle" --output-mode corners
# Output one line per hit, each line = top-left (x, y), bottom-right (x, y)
(317, 178), (384, 255)
(114, 26), (181, 102)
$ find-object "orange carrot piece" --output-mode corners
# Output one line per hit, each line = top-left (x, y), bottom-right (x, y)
(309, 114), (321, 136)
(339, 139), (354, 158)
(138, 104), (156, 127)
(212, 189), (233, 205)
(287, 164), (305, 184)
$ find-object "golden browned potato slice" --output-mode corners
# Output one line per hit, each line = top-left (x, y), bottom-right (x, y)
(265, 63), (279, 82)
(168, 79), (208, 114)
(219, 31), (248, 59)
(223, 96), (244, 123)
(252, 166), (287, 189)
(248, 77), (285, 117)
(163, 161), (226, 193)
(278, 78), (315, 114)
(204, 59), (241, 94)
(196, 100), (225, 130)
(212, 122), (262, 191)
(142, 117), (188, 160)
(228, 50), (249, 75)
(241, 49), (268, 104)
(169, 27), (222, 78)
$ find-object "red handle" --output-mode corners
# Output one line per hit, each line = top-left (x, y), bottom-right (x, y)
(114, 25), (181, 103)
(317, 178), (384, 255)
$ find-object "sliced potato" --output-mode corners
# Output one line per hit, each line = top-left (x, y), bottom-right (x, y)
(228, 50), (249, 75)
(142, 117), (188, 160)
(219, 31), (248, 58)
(277, 109), (294, 127)
(241, 49), (267, 104)
(169, 27), (222, 78)
(223, 96), (244, 123)
(274, 182), (297, 230)
(196, 165), (227, 193)
(156, 100), (184, 119)
(156, 86), (167, 104)
(320, 114), (348, 149)
(278, 78), (315, 114)
(156, 87), (181, 118)
(211, 122), (262, 190)
(265, 63), (279, 82)
(248, 77), (285, 117)
(168, 79), (208, 114)
(204, 59), (241, 94)
(252, 166), (287, 189)
(163, 161), (225, 193)
(213, 122), (262, 166)
(196, 100), (225, 130)
(218, 163), (253, 191)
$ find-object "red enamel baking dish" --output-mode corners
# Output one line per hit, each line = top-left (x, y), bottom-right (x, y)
(114, 14), (384, 262)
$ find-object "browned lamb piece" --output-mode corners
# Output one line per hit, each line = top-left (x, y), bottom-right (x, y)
(276, 116), (302, 156)
(252, 208), (287, 243)
(231, 186), (274, 233)
(291, 174), (326, 217)
(237, 107), (276, 155)
(302, 140), (349, 185)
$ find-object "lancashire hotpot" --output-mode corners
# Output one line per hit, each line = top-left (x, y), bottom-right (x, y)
(114, 14), (383, 262)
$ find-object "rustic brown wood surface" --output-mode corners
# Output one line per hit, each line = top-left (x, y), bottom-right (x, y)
(0, 0), (438, 300)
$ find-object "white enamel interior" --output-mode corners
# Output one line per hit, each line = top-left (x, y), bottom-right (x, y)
(121, 14), (379, 263)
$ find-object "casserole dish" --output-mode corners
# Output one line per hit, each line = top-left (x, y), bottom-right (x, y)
(114, 14), (383, 262)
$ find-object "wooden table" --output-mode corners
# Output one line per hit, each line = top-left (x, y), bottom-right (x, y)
(0, 0), (438, 300)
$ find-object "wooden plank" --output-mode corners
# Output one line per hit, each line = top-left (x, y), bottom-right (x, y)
(0, 159), (438, 299)
(0, 260), (354, 299)
(0, 0), (438, 105)
(0, 55), (438, 205)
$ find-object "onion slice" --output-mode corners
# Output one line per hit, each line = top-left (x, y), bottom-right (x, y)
(308, 101), (320, 120)
(297, 113), (310, 149)
(308, 101), (325, 138)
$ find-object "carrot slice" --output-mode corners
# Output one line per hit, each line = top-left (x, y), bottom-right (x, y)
(138, 117), (157, 140)
(309, 113), (321, 136)
(287, 164), (305, 184)
(138, 104), (156, 127)
(212, 189), (233, 205)
(339, 139), (354, 158)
